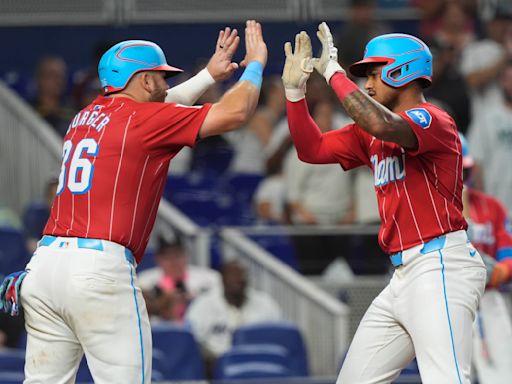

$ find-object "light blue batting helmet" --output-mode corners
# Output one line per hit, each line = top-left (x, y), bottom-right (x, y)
(349, 33), (433, 88)
(98, 40), (183, 95)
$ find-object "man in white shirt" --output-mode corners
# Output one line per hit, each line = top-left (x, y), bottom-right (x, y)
(185, 260), (282, 374)
(468, 60), (512, 213)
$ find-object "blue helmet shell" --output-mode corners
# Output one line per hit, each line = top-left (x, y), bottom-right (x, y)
(98, 40), (183, 95)
(349, 33), (433, 88)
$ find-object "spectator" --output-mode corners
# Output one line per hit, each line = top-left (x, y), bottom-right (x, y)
(226, 76), (286, 175)
(139, 236), (220, 323)
(425, 0), (474, 133)
(185, 260), (282, 376)
(413, 0), (446, 41)
(30, 56), (76, 137)
(460, 4), (512, 117)
(0, 313), (24, 349)
(468, 60), (512, 213)
(283, 99), (355, 274)
(335, 0), (390, 71)
(253, 166), (287, 224)
(0, 207), (22, 230)
(23, 177), (58, 253)
(72, 41), (112, 110)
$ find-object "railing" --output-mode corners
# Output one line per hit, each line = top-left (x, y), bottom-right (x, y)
(0, 0), (418, 26)
(220, 228), (349, 376)
(157, 200), (211, 267)
(0, 81), (62, 214)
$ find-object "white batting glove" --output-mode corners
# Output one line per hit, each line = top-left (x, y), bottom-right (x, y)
(282, 31), (314, 102)
(312, 22), (345, 83)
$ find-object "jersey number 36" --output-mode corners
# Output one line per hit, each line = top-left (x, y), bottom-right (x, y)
(57, 138), (99, 195)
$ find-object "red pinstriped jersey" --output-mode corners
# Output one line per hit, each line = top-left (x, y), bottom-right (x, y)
(322, 102), (466, 253)
(467, 188), (512, 261)
(44, 96), (211, 263)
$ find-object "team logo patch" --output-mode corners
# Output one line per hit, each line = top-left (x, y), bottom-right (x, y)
(405, 108), (432, 129)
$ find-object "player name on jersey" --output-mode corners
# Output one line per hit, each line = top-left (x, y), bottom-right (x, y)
(370, 154), (405, 187)
(67, 108), (111, 133)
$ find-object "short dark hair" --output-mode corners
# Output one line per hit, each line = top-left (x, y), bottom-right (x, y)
(156, 235), (184, 255)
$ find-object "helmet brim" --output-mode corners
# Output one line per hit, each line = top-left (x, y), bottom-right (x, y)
(349, 57), (391, 77)
(152, 64), (184, 78)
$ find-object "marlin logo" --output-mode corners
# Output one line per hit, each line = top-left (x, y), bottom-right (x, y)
(371, 154), (406, 186)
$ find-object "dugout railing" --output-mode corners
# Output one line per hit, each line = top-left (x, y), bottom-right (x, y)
(0, 81), (62, 215)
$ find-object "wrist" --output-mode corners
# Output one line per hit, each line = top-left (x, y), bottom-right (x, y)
(200, 67), (217, 85)
(323, 60), (345, 83)
(239, 61), (264, 89)
(284, 88), (306, 102)
(330, 72), (359, 101)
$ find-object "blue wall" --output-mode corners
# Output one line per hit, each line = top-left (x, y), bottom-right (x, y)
(1, 20), (419, 92)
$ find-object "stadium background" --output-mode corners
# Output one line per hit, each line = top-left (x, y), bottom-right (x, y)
(0, 0), (511, 383)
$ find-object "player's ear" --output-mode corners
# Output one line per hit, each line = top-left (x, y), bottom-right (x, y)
(139, 72), (153, 93)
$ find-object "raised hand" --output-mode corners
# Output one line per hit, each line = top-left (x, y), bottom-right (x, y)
(282, 31), (314, 101)
(240, 20), (267, 67)
(206, 27), (240, 81)
(312, 22), (345, 82)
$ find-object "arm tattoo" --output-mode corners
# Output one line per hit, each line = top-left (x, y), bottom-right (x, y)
(341, 90), (389, 136)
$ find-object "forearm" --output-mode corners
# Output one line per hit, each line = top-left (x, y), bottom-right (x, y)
(331, 73), (393, 136)
(199, 62), (262, 138)
(165, 68), (215, 105)
(286, 99), (335, 164)
(329, 73), (416, 147)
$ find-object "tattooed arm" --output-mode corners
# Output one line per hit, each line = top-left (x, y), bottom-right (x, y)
(330, 72), (418, 149)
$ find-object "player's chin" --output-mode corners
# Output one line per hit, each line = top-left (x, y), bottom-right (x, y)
(151, 91), (167, 103)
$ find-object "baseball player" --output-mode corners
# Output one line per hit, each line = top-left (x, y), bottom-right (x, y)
(0, 20), (267, 384)
(459, 133), (512, 384)
(282, 23), (486, 383)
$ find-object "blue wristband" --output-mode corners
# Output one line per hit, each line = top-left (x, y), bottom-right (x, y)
(239, 61), (263, 89)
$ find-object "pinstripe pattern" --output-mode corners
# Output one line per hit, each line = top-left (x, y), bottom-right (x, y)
(109, 112), (135, 240)
(128, 155), (150, 244)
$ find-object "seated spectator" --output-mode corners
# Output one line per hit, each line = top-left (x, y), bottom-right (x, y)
(139, 236), (220, 323)
(23, 177), (58, 253)
(30, 56), (76, 137)
(185, 260), (282, 377)
(0, 207), (22, 230)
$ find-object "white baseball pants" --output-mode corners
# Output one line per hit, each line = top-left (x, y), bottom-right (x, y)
(337, 230), (486, 384)
(20, 236), (152, 384)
